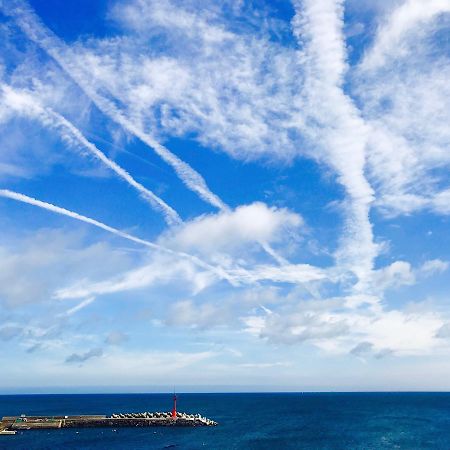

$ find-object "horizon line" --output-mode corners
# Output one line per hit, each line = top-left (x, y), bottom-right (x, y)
(2, 389), (450, 396)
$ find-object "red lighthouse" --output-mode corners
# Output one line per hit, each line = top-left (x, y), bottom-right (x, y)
(171, 394), (177, 419)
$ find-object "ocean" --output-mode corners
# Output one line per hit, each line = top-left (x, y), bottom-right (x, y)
(1, 393), (450, 449)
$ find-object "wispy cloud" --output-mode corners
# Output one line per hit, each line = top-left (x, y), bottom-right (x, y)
(360, 0), (450, 71)
(0, 189), (234, 284)
(292, 0), (378, 290)
(65, 347), (103, 364)
(62, 296), (96, 317)
(0, 0), (450, 387)
(354, 0), (450, 217)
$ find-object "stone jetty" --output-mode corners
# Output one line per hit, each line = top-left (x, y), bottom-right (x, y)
(109, 411), (217, 426)
(0, 411), (217, 434)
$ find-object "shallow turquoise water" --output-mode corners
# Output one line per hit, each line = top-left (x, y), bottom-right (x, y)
(1, 393), (450, 449)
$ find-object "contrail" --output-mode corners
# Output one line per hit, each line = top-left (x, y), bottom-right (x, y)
(61, 296), (96, 317)
(1, 189), (313, 290)
(1, 85), (180, 226)
(1, 0), (227, 211)
(291, 0), (378, 293)
(1, 0), (288, 266)
(87, 97), (228, 212)
(46, 108), (182, 226)
(0, 189), (236, 285)
(259, 241), (288, 266)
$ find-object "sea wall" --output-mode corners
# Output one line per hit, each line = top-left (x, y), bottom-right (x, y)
(1, 411), (217, 431)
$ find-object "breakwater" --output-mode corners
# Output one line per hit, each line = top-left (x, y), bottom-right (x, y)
(1, 411), (217, 434)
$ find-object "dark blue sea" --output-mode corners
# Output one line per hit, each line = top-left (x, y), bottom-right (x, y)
(1, 393), (450, 449)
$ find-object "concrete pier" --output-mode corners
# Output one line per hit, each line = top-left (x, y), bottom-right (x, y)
(0, 411), (217, 433)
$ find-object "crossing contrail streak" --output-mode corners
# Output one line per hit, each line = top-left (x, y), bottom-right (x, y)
(1, 0), (289, 267)
(1, 0), (227, 212)
(45, 108), (182, 226)
(1, 85), (181, 226)
(1, 190), (317, 291)
(0, 189), (236, 285)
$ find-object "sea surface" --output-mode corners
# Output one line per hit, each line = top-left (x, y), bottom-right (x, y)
(1, 393), (450, 449)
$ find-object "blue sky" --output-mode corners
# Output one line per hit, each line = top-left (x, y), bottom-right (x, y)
(0, 0), (450, 393)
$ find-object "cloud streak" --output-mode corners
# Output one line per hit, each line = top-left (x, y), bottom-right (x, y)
(360, 0), (450, 72)
(0, 0), (450, 388)
(354, 0), (450, 218)
(1, 0), (227, 212)
(0, 189), (234, 284)
(65, 347), (103, 364)
(1, 85), (181, 226)
(0, 7), (289, 266)
(62, 296), (96, 317)
(292, 0), (378, 289)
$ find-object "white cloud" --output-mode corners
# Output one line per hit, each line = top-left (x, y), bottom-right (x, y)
(355, 0), (450, 217)
(351, 310), (442, 356)
(419, 259), (449, 277)
(53, 203), (323, 301)
(1, 0), (228, 211)
(3, 0), (307, 163)
(0, 0), (449, 382)
(110, 0), (235, 43)
(291, 0), (381, 292)
(372, 261), (415, 292)
(0, 0), (385, 293)
(55, 255), (217, 300)
(243, 299), (446, 356)
(360, 0), (450, 71)
(163, 202), (302, 256)
(55, 256), (326, 302)
(0, 228), (133, 307)
(166, 300), (231, 329)
(229, 263), (326, 285)
(352, 258), (448, 296)
(432, 189), (450, 215)
(0, 189), (234, 285)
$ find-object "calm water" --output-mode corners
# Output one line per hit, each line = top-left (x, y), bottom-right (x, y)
(1, 393), (450, 449)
